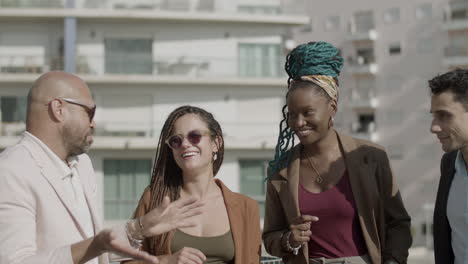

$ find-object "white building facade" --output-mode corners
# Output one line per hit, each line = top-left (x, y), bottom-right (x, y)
(0, 0), (308, 230)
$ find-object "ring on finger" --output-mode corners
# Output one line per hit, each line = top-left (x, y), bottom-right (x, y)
(301, 230), (305, 236)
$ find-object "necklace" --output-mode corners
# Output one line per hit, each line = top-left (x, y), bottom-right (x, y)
(304, 155), (323, 184)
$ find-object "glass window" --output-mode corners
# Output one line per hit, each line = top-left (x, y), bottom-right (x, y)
(325, 16), (340, 31)
(1, 97), (27, 123)
(353, 10), (374, 33)
(238, 43), (281, 78)
(355, 113), (375, 133)
(104, 159), (152, 220)
(387, 144), (403, 160)
(384, 7), (400, 23)
(239, 160), (268, 218)
(238, 5), (280, 14)
(105, 38), (153, 74)
(389, 42), (402, 55)
(415, 3), (432, 20)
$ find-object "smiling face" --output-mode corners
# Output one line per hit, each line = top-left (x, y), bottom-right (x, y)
(169, 113), (218, 175)
(287, 83), (336, 146)
(430, 90), (468, 153)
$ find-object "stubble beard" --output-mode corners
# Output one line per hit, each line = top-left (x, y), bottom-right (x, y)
(62, 124), (92, 157)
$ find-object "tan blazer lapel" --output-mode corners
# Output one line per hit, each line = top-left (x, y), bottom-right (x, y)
(216, 180), (242, 264)
(22, 137), (89, 239)
(337, 132), (381, 260)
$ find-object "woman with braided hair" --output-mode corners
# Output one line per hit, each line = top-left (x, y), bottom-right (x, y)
(262, 42), (412, 264)
(125, 105), (261, 264)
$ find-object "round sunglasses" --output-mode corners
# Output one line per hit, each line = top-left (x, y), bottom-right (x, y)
(165, 130), (213, 150)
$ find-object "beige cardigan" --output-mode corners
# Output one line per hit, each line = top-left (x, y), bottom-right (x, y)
(262, 131), (412, 264)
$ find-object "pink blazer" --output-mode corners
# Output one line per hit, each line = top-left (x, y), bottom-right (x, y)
(0, 133), (108, 264)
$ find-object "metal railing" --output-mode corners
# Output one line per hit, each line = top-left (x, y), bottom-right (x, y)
(0, 0), (307, 16)
(77, 54), (285, 78)
(444, 45), (468, 57)
(0, 55), (63, 74)
(0, 54), (286, 78)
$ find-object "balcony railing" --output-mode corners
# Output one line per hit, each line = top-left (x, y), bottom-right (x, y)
(444, 45), (468, 57)
(346, 56), (378, 74)
(0, 55), (63, 74)
(0, 54), (286, 79)
(0, 122), (25, 136)
(78, 54), (285, 78)
(0, 0), (306, 16)
(350, 90), (378, 108)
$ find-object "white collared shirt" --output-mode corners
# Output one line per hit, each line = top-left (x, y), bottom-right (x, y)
(447, 150), (468, 264)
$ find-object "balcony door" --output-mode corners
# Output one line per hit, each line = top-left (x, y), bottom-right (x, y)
(104, 38), (153, 74)
(238, 43), (281, 77)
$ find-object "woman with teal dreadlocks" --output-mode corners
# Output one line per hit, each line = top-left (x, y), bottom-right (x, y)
(262, 42), (412, 264)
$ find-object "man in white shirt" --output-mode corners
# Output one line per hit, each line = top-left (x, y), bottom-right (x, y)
(0, 71), (203, 264)
(430, 68), (468, 264)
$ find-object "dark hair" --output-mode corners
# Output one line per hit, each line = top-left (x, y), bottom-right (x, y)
(267, 41), (343, 178)
(145, 105), (224, 254)
(429, 68), (468, 111)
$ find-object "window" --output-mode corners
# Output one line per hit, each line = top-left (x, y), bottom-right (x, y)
(352, 10), (374, 33)
(239, 160), (268, 218)
(387, 144), (403, 160)
(325, 16), (340, 31)
(389, 42), (401, 55)
(355, 113), (375, 133)
(356, 47), (375, 64)
(104, 159), (152, 220)
(238, 43), (281, 77)
(238, 5), (280, 14)
(1, 97), (26, 123)
(300, 23), (313, 33)
(105, 38), (153, 74)
(415, 3), (432, 20)
(450, 1), (468, 20)
(383, 7), (400, 23)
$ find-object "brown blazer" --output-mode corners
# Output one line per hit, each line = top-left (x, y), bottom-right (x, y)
(126, 179), (261, 264)
(262, 131), (412, 264)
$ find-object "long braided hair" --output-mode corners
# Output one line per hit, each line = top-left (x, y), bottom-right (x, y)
(144, 105), (224, 254)
(267, 41), (343, 178)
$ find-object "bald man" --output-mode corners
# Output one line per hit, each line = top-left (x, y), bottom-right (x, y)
(0, 72), (203, 264)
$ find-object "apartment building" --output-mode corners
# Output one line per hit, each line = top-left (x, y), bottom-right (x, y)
(0, 0), (308, 230)
(292, 0), (468, 246)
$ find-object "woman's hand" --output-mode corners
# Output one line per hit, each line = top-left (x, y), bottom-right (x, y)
(163, 247), (206, 264)
(140, 196), (204, 237)
(288, 215), (319, 247)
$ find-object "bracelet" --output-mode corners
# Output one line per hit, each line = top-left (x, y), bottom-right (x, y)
(284, 231), (302, 255)
(125, 219), (144, 249)
(137, 216), (145, 235)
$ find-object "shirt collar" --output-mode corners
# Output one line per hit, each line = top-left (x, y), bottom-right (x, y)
(24, 132), (77, 180)
(455, 150), (468, 177)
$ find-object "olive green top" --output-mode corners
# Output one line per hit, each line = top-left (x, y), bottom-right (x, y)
(170, 229), (235, 264)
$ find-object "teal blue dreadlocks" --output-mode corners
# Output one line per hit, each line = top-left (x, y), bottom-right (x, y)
(266, 41), (343, 179)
